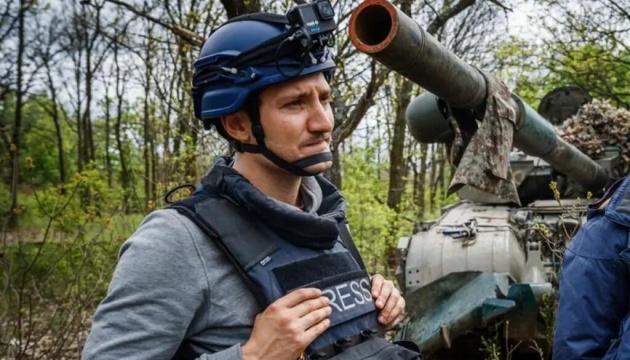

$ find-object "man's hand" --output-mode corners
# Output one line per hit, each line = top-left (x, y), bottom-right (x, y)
(241, 288), (332, 360)
(370, 274), (405, 327)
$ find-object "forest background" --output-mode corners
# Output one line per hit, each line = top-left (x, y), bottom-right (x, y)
(1, 0), (629, 358)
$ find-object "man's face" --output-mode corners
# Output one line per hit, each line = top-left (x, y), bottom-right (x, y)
(257, 72), (334, 174)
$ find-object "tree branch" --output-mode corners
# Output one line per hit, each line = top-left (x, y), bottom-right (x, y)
(427, 0), (476, 35)
(219, 0), (261, 19)
(95, 0), (204, 46)
(332, 60), (388, 146)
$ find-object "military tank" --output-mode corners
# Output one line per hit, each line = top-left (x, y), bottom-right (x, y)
(347, 1), (622, 358)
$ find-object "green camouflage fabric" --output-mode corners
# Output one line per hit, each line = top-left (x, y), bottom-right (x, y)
(447, 71), (520, 205)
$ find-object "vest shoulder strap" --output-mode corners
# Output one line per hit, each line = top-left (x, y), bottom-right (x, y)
(168, 190), (367, 306)
(169, 192), (274, 307)
(338, 221), (366, 270)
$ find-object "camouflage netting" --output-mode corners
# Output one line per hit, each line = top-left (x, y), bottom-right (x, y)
(557, 99), (630, 174)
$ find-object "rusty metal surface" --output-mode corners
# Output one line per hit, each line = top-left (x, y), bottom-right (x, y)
(348, 0), (486, 109)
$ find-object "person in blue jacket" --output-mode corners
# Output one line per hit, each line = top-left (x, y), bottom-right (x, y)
(554, 175), (630, 359)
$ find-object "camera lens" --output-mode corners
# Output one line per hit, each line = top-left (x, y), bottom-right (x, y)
(316, 0), (335, 19)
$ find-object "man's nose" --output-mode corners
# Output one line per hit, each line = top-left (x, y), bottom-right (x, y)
(307, 100), (333, 133)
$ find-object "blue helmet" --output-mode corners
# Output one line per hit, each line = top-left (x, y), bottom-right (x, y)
(192, 13), (337, 132)
(191, 9), (338, 177)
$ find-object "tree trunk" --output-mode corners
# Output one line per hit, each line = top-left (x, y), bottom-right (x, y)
(429, 144), (439, 213)
(173, 114), (184, 168)
(0, 92), (11, 185)
(7, 0), (27, 230)
(386, 75), (412, 210)
(82, 27), (95, 165)
(83, 64), (94, 164)
(75, 48), (84, 172)
(151, 136), (158, 203)
(178, 44), (197, 181)
(413, 143), (429, 221)
(143, 33), (154, 207)
(443, 144), (452, 193)
(46, 66), (66, 184)
(162, 71), (176, 173)
(324, 148), (342, 190)
(435, 145), (446, 203)
(114, 104), (129, 211)
(386, 0), (412, 211)
(114, 45), (130, 211)
(104, 90), (113, 188)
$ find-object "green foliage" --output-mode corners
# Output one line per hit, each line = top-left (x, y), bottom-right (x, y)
(1, 169), (144, 358)
(480, 332), (502, 360)
(20, 96), (74, 185)
(19, 165), (123, 232)
(540, 292), (559, 346)
(341, 148), (414, 276)
(496, 24), (630, 107)
(423, 184), (459, 221)
(0, 214), (137, 358)
(2, 93), (76, 185)
(0, 182), (10, 214)
(494, 37), (563, 107)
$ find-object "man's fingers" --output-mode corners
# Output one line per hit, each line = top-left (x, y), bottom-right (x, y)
(300, 304), (332, 329)
(375, 280), (393, 309)
(303, 318), (331, 343)
(380, 293), (405, 326)
(272, 288), (322, 309)
(371, 274), (384, 298)
(392, 296), (406, 324)
(292, 295), (330, 318)
(381, 287), (400, 315)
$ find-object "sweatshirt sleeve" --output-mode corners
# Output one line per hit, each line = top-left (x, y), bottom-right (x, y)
(82, 210), (244, 360)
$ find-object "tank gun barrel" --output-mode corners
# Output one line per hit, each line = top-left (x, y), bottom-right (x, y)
(348, 0), (610, 193)
(348, 0), (486, 109)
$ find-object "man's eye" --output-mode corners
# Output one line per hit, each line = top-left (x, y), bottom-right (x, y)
(286, 100), (303, 107)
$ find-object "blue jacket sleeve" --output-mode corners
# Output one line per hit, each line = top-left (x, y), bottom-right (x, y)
(553, 215), (630, 360)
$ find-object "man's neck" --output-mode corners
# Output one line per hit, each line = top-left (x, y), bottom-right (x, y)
(232, 154), (302, 206)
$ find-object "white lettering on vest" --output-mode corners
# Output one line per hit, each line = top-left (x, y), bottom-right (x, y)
(360, 278), (372, 301)
(350, 281), (365, 305)
(336, 283), (354, 310)
(322, 278), (373, 314)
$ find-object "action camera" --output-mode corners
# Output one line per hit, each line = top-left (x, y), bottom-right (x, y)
(287, 0), (336, 37)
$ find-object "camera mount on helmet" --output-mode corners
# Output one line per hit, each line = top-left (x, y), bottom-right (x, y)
(286, 0), (336, 49)
(193, 0), (336, 89)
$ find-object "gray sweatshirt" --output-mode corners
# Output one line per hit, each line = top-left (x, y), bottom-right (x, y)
(82, 177), (323, 360)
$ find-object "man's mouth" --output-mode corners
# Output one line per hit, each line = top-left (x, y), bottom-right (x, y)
(302, 137), (330, 148)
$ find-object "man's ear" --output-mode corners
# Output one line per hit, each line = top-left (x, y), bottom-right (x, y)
(220, 111), (252, 143)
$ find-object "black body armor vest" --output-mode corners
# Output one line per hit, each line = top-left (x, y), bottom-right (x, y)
(170, 160), (381, 355)
(168, 158), (421, 360)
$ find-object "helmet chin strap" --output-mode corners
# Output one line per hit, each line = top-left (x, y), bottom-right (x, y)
(233, 122), (333, 176)
(233, 94), (333, 176)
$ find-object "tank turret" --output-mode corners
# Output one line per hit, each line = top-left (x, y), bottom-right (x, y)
(348, 1), (621, 358)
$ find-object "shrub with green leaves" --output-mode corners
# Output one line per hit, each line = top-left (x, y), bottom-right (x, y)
(341, 149), (414, 276)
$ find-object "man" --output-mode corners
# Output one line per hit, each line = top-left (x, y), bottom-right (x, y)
(82, 4), (411, 360)
(553, 175), (630, 359)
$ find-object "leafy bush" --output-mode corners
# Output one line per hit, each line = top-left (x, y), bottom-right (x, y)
(1, 169), (142, 359)
(342, 149), (415, 276)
